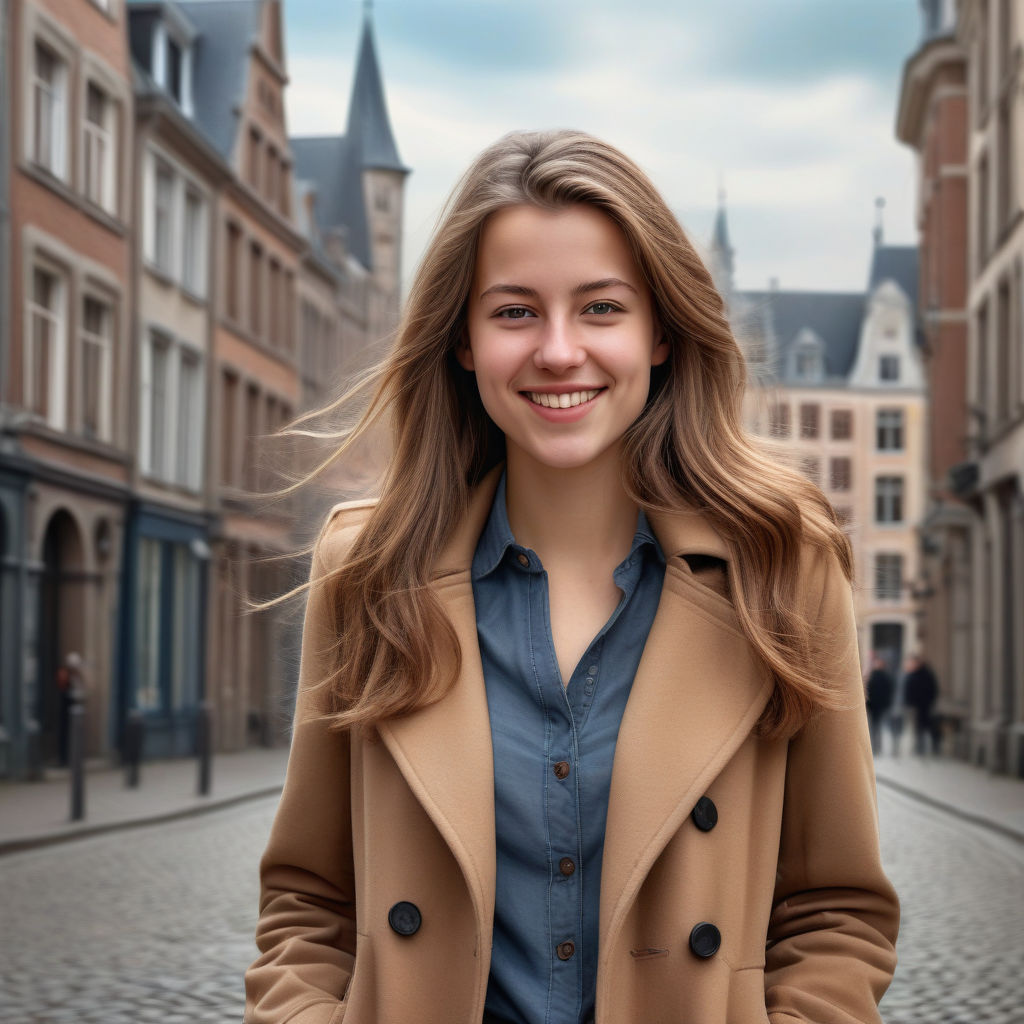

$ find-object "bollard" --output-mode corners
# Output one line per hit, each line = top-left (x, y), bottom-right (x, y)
(124, 709), (143, 788)
(196, 701), (213, 796)
(68, 703), (85, 821)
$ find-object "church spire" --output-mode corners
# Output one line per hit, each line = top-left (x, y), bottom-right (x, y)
(708, 184), (735, 301)
(346, 8), (406, 173)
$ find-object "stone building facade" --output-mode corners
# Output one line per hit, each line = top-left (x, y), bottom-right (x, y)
(898, 0), (1024, 775)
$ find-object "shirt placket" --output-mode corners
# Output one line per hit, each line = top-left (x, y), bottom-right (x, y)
(531, 568), (584, 1024)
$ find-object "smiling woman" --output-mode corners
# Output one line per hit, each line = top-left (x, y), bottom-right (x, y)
(244, 130), (899, 1024)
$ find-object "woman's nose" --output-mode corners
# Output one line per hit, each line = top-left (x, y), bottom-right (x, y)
(533, 318), (585, 372)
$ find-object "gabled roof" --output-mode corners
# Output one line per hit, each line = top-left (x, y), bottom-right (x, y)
(741, 290), (866, 381)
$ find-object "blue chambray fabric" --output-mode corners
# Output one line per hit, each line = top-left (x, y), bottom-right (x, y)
(472, 472), (665, 1024)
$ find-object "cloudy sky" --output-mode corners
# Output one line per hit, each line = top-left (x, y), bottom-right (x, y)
(283, 0), (922, 294)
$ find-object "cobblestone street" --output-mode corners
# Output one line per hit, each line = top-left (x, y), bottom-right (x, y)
(1, 786), (1021, 1023)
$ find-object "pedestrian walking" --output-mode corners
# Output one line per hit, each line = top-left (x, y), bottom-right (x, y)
(55, 651), (86, 765)
(865, 653), (895, 756)
(244, 130), (898, 1024)
(903, 654), (940, 756)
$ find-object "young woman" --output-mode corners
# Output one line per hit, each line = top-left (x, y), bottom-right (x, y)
(244, 130), (899, 1024)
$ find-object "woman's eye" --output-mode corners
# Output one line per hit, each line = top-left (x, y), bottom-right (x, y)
(497, 306), (534, 319)
(586, 301), (619, 315)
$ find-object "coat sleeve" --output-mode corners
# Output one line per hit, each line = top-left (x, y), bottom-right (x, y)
(244, 510), (364, 1024)
(764, 550), (900, 1024)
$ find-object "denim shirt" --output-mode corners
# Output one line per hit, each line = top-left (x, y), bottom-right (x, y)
(471, 473), (666, 1024)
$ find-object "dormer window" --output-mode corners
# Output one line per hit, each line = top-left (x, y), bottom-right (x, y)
(150, 14), (194, 115)
(879, 354), (900, 382)
(791, 329), (825, 383)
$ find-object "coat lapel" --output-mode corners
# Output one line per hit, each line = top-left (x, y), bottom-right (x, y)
(598, 509), (774, 954)
(375, 469), (502, 949)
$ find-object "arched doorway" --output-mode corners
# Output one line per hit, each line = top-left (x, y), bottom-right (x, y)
(37, 509), (85, 765)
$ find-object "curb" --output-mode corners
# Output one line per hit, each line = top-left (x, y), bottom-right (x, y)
(874, 774), (1024, 845)
(0, 784), (283, 857)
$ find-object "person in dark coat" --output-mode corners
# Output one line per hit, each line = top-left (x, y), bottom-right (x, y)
(864, 654), (894, 756)
(903, 654), (940, 755)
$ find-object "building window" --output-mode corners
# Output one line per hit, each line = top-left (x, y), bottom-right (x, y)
(249, 242), (264, 336)
(141, 329), (203, 490)
(795, 349), (822, 380)
(768, 402), (791, 437)
(81, 295), (113, 442)
(878, 355), (900, 382)
(874, 553), (903, 601)
(244, 382), (261, 491)
(248, 126), (261, 190)
(32, 42), (67, 178)
(182, 188), (206, 297)
(220, 369), (238, 486)
(801, 457), (820, 486)
(830, 409), (852, 440)
(176, 350), (202, 489)
(833, 506), (852, 529)
(268, 259), (281, 346)
(225, 222), (242, 322)
(876, 408), (905, 451)
(829, 457), (852, 492)
(27, 265), (67, 429)
(799, 403), (820, 439)
(166, 36), (183, 105)
(153, 160), (175, 273)
(875, 476), (905, 524)
(83, 82), (115, 212)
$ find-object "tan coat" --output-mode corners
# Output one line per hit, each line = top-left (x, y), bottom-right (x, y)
(244, 472), (899, 1024)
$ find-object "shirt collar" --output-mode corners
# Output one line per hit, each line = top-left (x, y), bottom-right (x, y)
(471, 471), (665, 582)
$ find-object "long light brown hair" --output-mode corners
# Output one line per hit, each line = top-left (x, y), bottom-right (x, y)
(281, 129), (852, 738)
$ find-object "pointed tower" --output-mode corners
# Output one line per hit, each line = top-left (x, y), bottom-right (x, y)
(708, 187), (735, 305)
(347, 7), (408, 333)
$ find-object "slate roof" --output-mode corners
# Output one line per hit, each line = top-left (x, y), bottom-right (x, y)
(176, 0), (262, 160)
(741, 290), (865, 381)
(736, 244), (920, 385)
(345, 16), (406, 173)
(868, 244), (918, 311)
(128, 0), (262, 162)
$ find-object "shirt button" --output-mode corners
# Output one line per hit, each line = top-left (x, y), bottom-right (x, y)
(553, 760), (571, 780)
(556, 940), (576, 960)
(588, 665), (598, 675)
(516, 552), (529, 567)
(559, 857), (576, 876)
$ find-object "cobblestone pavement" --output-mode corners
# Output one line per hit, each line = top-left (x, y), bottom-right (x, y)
(877, 787), (1024, 1024)
(1, 788), (1022, 1023)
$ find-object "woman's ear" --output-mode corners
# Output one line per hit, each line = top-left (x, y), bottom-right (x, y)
(651, 326), (669, 367)
(456, 331), (475, 372)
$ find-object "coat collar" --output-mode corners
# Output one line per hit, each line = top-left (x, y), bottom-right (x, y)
(377, 465), (771, 966)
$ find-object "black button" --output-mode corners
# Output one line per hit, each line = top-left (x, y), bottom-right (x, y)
(388, 901), (421, 936)
(553, 760), (570, 780)
(691, 796), (718, 832)
(556, 940), (576, 960)
(689, 921), (721, 959)
(559, 857), (576, 877)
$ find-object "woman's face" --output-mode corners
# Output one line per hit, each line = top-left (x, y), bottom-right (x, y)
(460, 203), (668, 475)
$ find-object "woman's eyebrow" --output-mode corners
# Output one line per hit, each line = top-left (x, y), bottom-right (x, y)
(478, 278), (638, 301)
(572, 277), (638, 297)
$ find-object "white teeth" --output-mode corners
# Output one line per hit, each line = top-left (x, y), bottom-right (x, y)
(527, 389), (601, 409)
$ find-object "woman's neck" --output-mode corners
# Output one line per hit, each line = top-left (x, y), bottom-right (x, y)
(504, 447), (638, 570)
